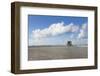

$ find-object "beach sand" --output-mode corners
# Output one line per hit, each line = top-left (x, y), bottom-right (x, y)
(28, 46), (88, 60)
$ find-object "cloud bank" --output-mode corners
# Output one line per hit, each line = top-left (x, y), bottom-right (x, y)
(29, 22), (88, 45)
(32, 22), (79, 39)
(77, 23), (88, 39)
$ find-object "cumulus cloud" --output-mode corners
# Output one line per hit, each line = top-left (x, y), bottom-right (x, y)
(77, 23), (88, 39)
(32, 22), (79, 39)
(70, 34), (74, 39)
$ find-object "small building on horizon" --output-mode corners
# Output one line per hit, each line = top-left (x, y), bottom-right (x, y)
(67, 41), (72, 46)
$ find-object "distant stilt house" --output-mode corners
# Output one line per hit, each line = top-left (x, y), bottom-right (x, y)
(67, 41), (72, 46)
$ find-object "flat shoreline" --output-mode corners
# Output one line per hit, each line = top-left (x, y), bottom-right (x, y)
(28, 46), (88, 61)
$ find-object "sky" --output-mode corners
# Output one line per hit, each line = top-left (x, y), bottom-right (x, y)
(28, 15), (88, 46)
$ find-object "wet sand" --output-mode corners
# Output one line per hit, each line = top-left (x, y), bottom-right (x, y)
(28, 46), (88, 60)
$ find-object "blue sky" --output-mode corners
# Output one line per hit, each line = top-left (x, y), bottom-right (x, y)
(28, 15), (88, 46)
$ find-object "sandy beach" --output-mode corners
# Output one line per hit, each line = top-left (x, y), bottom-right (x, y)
(28, 46), (88, 60)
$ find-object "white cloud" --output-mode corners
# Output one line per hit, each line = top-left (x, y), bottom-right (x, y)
(77, 23), (88, 39)
(70, 34), (74, 39)
(32, 22), (79, 39)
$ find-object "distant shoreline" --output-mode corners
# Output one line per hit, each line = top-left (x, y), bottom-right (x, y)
(28, 44), (88, 48)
